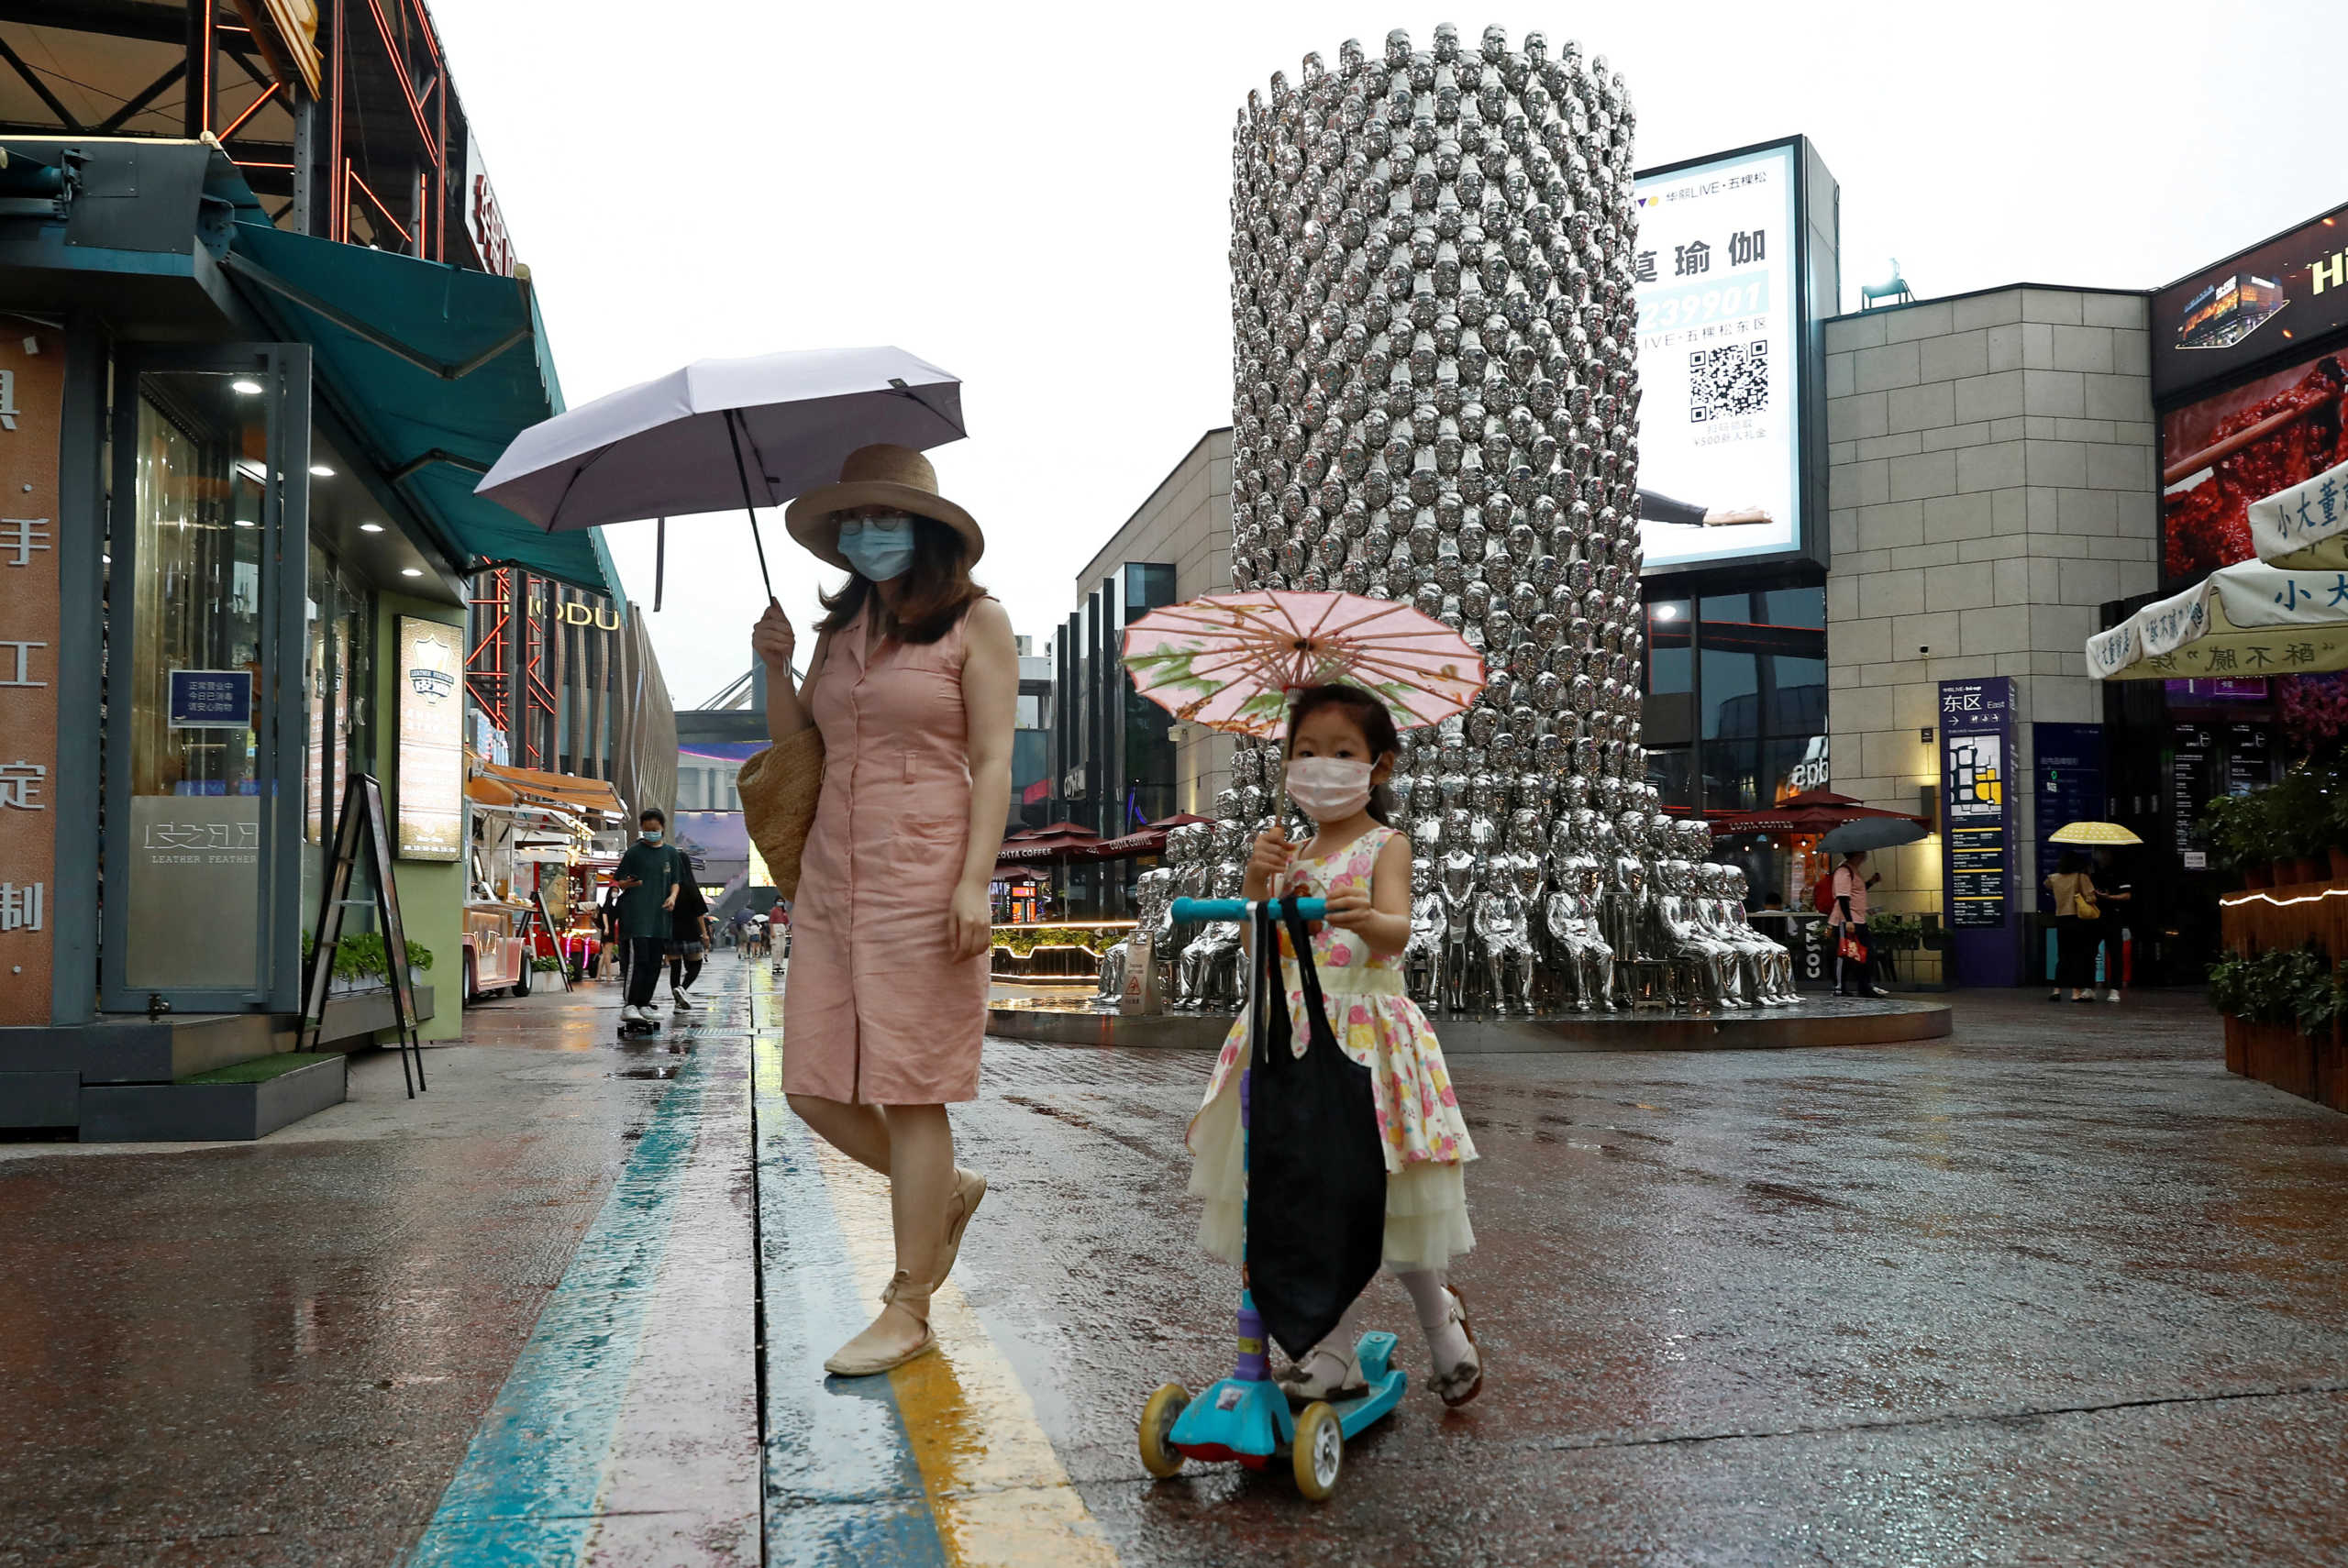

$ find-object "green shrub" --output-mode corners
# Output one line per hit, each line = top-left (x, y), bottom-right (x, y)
(2208, 943), (2342, 1034)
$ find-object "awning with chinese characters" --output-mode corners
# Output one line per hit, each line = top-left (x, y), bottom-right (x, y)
(2249, 453), (2348, 570)
(2086, 559), (2348, 680)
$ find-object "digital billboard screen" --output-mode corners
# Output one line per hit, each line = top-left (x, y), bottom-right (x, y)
(1632, 140), (1809, 573)
(2159, 344), (2348, 583)
(2152, 201), (2348, 403)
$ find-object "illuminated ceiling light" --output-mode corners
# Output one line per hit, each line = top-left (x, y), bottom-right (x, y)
(230, 378), (263, 395)
(310, 464), (335, 477)
(359, 521), (384, 533)
(1654, 604), (1679, 621)
(234, 518), (256, 527)
(400, 567), (424, 577)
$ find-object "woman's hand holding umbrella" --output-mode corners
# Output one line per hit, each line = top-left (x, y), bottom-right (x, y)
(752, 600), (796, 671)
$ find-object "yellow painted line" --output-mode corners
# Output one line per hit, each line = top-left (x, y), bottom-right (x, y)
(809, 1140), (1121, 1568)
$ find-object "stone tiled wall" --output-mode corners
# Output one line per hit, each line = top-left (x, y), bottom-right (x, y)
(1822, 287), (2156, 929)
(1072, 429), (1235, 814)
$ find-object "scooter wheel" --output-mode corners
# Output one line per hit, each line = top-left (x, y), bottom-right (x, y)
(1291, 1400), (1343, 1500)
(1138, 1383), (1190, 1478)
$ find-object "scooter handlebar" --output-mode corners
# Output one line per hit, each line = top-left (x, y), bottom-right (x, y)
(1169, 897), (1327, 923)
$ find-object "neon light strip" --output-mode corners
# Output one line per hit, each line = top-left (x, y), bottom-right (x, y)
(2221, 885), (2348, 910)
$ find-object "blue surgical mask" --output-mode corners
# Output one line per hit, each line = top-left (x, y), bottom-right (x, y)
(643, 827), (663, 843)
(837, 513), (917, 581)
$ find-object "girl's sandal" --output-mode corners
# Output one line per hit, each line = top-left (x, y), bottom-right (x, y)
(1277, 1343), (1368, 1406)
(824, 1271), (937, 1378)
(1430, 1286), (1484, 1408)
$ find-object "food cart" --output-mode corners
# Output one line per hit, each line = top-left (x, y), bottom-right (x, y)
(463, 758), (627, 1000)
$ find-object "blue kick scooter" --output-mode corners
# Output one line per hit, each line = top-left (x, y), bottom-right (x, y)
(1136, 895), (1407, 1501)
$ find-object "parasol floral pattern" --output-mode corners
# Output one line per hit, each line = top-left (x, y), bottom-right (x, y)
(1122, 591), (1487, 737)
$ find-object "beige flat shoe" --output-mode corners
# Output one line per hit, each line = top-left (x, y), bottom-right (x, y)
(933, 1166), (988, 1288)
(823, 1272), (936, 1378)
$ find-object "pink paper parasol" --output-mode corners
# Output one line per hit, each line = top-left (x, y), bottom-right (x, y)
(1121, 591), (1486, 737)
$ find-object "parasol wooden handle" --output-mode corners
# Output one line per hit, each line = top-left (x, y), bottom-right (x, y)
(2163, 402), (2318, 487)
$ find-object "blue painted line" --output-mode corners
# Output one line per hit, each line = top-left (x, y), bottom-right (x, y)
(404, 1039), (713, 1566)
(752, 1022), (950, 1568)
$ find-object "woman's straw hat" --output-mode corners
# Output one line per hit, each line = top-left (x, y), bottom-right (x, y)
(784, 443), (982, 569)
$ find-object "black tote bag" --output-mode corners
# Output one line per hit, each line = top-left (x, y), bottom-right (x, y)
(1245, 900), (1389, 1362)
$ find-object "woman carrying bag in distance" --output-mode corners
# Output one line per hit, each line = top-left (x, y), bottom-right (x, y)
(744, 444), (1018, 1377)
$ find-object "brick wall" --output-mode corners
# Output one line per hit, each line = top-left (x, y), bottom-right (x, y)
(1822, 287), (2155, 942)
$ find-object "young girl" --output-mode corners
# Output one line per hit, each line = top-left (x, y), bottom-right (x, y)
(1185, 683), (1483, 1407)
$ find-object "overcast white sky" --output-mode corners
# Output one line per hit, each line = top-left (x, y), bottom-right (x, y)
(431, 0), (2348, 710)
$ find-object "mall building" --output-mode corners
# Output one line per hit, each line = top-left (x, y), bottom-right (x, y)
(1041, 138), (2337, 984)
(0, 4), (668, 1134)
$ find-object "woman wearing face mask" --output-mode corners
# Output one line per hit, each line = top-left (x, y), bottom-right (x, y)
(1185, 683), (1484, 1408)
(748, 444), (1016, 1377)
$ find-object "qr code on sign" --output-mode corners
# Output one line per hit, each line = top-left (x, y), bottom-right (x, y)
(1689, 340), (1768, 422)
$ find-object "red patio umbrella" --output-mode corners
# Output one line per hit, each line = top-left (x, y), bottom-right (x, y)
(1707, 789), (1926, 837)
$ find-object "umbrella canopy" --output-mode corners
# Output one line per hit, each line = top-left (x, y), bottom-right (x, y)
(2088, 558), (2348, 679)
(1123, 591), (1486, 738)
(474, 345), (963, 599)
(1708, 792), (1926, 836)
(2048, 821), (2143, 845)
(1820, 817), (1931, 853)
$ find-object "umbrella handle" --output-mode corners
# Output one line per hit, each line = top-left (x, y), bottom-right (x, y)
(725, 408), (776, 601)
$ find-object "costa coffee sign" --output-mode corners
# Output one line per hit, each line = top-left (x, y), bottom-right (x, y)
(464, 130), (515, 278)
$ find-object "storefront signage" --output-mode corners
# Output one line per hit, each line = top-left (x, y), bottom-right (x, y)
(166, 668), (253, 729)
(1939, 678), (2019, 986)
(2031, 723), (2106, 911)
(125, 797), (260, 989)
(1631, 138), (1823, 575)
(0, 332), (61, 1025)
(2152, 199), (2348, 403)
(395, 616), (464, 861)
(2171, 723), (2218, 870)
(2162, 678), (2270, 702)
(464, 127), (515, 278)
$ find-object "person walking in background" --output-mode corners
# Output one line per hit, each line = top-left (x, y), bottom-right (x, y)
(2089, 847), (2132, 1004)
(667, 866), (713, 1010)
(743, 444), (1017, 1377)
(1829, 849), (1888, 999)
(2044, 851), (2101, 1003)
(612, 808), (679, 1026)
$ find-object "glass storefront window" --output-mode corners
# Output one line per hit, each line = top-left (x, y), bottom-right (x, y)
(122, 376), (271, 991)
(1642, 580), (1828, 813)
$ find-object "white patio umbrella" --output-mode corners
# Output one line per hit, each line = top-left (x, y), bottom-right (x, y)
(2086, 558), (2348, 680)
(474, 346), (964, 601)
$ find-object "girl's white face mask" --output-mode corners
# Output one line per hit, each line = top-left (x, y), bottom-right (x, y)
(1285, 756), (1375, 822)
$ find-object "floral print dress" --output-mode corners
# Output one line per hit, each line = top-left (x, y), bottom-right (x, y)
(1186, 823), (1478, 1272)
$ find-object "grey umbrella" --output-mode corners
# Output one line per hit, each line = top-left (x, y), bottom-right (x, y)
(1819, 817), (1930, 853)
(474, 346), (965, 601)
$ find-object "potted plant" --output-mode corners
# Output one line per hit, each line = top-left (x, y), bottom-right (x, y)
(2209, 942), (2338, 1098)
(2204, 790), (2276, 889)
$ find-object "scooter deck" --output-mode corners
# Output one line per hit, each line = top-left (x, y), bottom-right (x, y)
(1168, 1331), (1405, 1463)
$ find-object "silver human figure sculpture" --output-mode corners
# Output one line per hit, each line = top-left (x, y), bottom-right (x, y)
(1604, 811), (1656, 1006)
(1474, 855), (1538, 1016)
(1686, 860), (1760, 1008)
(1437, 829), (1479, 1016)
(1651, 856), (1740, 1011)
(1404, 855), (1445, 1005)
(1712, 861), (1797, 1005)
(1179, 864), (1246, 1012)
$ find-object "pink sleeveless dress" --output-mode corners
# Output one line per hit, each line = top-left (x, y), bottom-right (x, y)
(781, 602), (986, 1104)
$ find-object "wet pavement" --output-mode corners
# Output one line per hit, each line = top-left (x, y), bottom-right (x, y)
(5, 969), (2347, 1564)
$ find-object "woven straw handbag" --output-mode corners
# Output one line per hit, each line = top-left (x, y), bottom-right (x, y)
(737, 725), (825, 900)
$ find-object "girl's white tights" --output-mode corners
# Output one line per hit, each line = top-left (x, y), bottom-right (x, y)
(1394, 1267), (1471, 1369)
